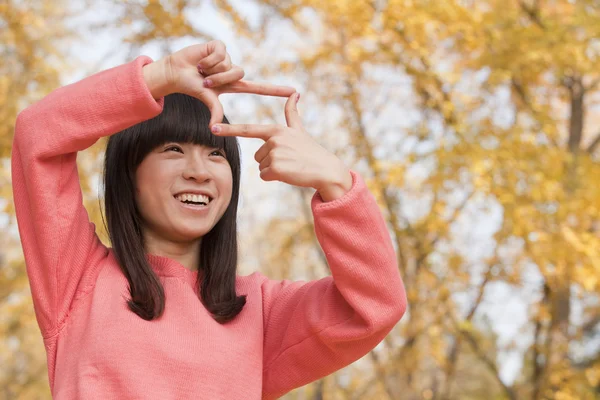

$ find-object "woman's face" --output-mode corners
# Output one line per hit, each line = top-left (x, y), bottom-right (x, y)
(135, 142), (233, 243)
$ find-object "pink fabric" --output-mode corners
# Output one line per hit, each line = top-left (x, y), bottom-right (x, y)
(11, 55), (407, 399)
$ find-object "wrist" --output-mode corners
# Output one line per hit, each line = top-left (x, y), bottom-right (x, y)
(142, 57), (173, 100)
(316, 168), (352, 202)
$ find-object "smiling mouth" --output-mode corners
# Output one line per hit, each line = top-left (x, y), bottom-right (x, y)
(173, 195), (213, 206)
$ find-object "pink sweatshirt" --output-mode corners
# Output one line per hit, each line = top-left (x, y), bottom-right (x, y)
(11, 55), (407, 399)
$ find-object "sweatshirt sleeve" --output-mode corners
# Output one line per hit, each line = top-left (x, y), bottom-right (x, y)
(260, 170), (407, 400)
(11, 55), (164, 339)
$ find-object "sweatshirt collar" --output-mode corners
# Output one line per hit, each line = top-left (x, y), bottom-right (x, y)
(146, 253), (199, 289)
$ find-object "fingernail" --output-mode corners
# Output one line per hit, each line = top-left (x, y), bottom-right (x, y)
(204, 79), (213, 87)
(211, 125), (221, 133)
(197, 65), (204, 75)
(296, 93), (301, 102)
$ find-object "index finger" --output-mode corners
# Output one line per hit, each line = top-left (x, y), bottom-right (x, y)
(221, 80), (296, 97)
(211, 123), (284, 140)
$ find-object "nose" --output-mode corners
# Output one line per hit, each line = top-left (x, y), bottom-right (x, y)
(182, 154), (211, 182)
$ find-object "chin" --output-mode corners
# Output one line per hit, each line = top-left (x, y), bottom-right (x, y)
(176, 227), (210, 241)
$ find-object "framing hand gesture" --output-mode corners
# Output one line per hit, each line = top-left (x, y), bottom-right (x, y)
(211, 93), (353, 202)
(144, 40), (296, 126)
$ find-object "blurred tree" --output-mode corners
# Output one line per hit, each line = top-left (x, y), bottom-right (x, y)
(3, 0), (600, 399)
(240, 0), (600, 399)
(0, 1), (73, 398)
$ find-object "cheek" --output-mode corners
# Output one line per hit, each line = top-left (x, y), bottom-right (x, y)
(135, 163), (172, 216)
(137, 160), (175, 192)
(219, 168), (234, 200)
(134, 183), (156, 223)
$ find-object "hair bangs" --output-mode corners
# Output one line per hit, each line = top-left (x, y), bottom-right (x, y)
(133, 93), (235, 164)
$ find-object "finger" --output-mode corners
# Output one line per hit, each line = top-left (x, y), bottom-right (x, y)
(203, 66), (245, 88)
(254, 141), (272, 163)
(211, 123), (284, 140)
(197, 40), (227, 72)
(176, 43), (212, 68)
(221, 80), (296, 97)
(259, 167), (278, 182)
(258, 153), (272, 171)
(202, 53), (232, 76)
(284, 93), (302, 129)
(200, 95), (224, 128)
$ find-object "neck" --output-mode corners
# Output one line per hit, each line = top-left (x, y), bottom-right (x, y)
(143, 232), (201, 272)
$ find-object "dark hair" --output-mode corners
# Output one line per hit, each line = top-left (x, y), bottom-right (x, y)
(102, 93), (246, 324)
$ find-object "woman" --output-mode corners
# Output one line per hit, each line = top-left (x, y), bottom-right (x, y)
(12, 40), (407, 399)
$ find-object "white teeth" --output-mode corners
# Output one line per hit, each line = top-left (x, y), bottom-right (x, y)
(175, 193), (210, 204)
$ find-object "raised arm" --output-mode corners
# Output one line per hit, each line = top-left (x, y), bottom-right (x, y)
(11, 55), (164, 338)
(259, 171), (407, 399)
(210, 92), (407, 398)
(12, 41), (296, 339)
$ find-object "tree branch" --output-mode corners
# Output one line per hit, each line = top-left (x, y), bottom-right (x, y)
(566, 76), (585, 154)
(587, 130), (600, 154)
(518, 0), (546, 30)
(587, 77), (600, 92)
(352, 309), (449, 400)
(532, 283), (550, 400)
(416, 190), (475, 267)
(511, 78), (560, 148)
(338, 34), (409, 276)
(437, 262), (495, 400)
(454, 316), (518, 400)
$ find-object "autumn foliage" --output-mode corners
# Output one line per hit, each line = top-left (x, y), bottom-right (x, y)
(1, 1), (599, 399)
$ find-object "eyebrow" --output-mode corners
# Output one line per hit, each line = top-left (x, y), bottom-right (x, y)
(160, 143), (226, 152)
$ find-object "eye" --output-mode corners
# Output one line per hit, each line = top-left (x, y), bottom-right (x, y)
(165, 145), (183, 153)
(210, 149), (226, 157)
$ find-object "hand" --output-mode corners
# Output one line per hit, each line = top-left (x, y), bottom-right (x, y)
(210, 93), (353, 202)
(143, 40), (296, 126)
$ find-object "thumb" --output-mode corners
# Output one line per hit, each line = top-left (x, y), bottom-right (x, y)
(209, 101), (224, 129)
(198, 92), (224, 128)
(284, 92), (302, 129)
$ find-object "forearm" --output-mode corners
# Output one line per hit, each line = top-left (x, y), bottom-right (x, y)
(261, 171), (406, 398)
(312, 171), (406, 317)
(15, 55), (163, 160)
(12, 55), (165, 335)
(142, 56), (173, 100)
